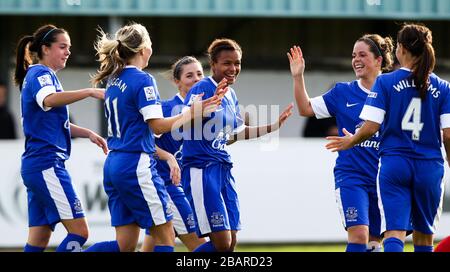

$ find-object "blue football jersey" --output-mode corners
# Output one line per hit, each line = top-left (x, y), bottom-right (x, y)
(155, 93), (184, 184)
(310, 80), (381, 181)
(104, 66), (163, 154)
(21, 64), (71, 173)
(360, 68), (450, 160)
(182, 76), (245, 167)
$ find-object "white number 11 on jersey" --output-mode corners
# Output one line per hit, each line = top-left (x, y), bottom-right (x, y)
(401, 97), (424, 141)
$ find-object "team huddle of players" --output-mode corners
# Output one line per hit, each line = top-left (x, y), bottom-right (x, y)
(14, 21), (450, 252)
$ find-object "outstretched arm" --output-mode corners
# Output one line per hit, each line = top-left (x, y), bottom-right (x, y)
(44, 88), (105, 108)
(70, 123), (108, 155)
(325, 121), (380, 152)
(287, 46), (315, 117)
(149, 86), (228, 135)
(228, 103), (293, 144)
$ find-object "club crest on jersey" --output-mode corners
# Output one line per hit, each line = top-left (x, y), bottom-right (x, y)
(74, 198), (84, 214)
(210, 212), (224, 227)
(186, 213), (196, 228)
(37, 74), (53, 87)
(345, 207), (358, 222)
(144, 86), (157, 101)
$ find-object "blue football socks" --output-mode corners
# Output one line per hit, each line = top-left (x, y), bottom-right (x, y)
(383, 237), (404, 252)
(84, 240), (120, 252)
(193, 241), (217, 252)
(24, 243), (45, 252)
(56, 233), (87, 252)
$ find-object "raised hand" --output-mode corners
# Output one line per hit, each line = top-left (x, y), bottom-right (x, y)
(215, 78), (228, 101)
(278, 103), (294, 127)
(287, 46), (305, 77)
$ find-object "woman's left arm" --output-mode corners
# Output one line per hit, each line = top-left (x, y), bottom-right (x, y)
(228, 103), (293, 144)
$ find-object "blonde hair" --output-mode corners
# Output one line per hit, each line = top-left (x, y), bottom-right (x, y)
(91, 22), (151, 86)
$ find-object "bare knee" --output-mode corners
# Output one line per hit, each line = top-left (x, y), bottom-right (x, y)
(413, 231), (433, 246)
(151, 222), (175, 246)
(210, 231), (233, 252)
(62, 218), (89, 239)
(348, 226), (369, 244)
(28, 227), (52, 248)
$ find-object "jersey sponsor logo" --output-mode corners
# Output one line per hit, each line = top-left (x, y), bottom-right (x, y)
(144, 86), (157, 101)
(211, 125), (232, 151)
(174, 144), (183, 162)
(354, 121), (380, 150)
(37, 74), (53, 87)
(346, 102), (359, 108)
(368, 92), (377, 98)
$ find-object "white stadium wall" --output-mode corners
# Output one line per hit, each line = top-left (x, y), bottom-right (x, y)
(1, 139), (450, 247)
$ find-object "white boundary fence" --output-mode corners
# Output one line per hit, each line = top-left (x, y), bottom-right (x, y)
(1, 138), (449, 247)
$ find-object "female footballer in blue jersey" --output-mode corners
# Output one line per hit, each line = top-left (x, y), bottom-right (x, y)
(14, 24), (107, 252)
(288, 34), (394, 252)
(140, 56), (207, 252)
(84, 23), (225, 252)
(182, 38), (293, 252)
(326, 23), (450, 252)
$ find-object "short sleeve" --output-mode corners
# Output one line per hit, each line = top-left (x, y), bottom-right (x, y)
(310, 85), (338, 119)
(440, 80), (450, 128)
(360, 76), (386, 124)
(32, 71), (57, 111)
(137, 75), (163, 121)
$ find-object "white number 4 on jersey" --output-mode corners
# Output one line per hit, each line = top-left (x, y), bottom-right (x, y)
(401, 98), (424, 141)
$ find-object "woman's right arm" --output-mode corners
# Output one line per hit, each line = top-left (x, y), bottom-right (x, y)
(43, 88), (105, 108)
(287, 46), (315, 117)
(148, 88), (226, 135)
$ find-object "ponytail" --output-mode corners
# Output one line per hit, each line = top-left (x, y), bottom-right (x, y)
(92, 23), (151, 86)
(91, 31), (125, 86)
(413, 42), (435, 100)
(397, 23), (435, 100)
(14, 35), (34, 89)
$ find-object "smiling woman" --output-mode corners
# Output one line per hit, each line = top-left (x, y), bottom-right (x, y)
(287, 34), (394, 252)
(181, 38), (293, 252)
(14, 24), (107, 252)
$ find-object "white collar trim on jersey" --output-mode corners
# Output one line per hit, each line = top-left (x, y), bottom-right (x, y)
(125, 65), (140, 70)
(400, 67), (412, 72)
(357, 80), (371, 94)
(209, 76), (218, 87)
(176, 93), (184, 102)
(29, 64), (56, 74)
